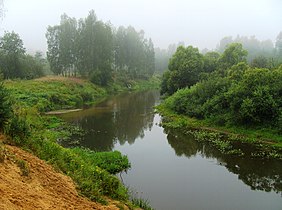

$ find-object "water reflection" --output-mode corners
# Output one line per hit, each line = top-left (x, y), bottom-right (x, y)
(165, 128), (282, 194)
(61, 90), (159, 151)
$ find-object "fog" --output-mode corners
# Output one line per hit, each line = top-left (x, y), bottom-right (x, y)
(1, 0), (281, 54)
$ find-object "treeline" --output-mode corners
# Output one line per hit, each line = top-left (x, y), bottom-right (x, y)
(216, 32), (282, 64)
(156, 32), (282, 74)
(0, 31), (47, 79)
(46, 10), (155, 85)
(161, 42), (282, 130)
(154, 42), (184, 73)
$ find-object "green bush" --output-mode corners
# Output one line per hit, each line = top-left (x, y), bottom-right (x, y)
(164, 65), (282, 129)
(0, 82), (11, 130)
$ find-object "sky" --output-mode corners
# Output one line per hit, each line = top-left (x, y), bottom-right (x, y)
(0, 0), (281, 54)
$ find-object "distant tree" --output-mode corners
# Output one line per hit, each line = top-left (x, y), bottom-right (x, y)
(155, 43), (179, 74)
(203, 51), (220, 73)
(114, 26), (155, 79)
(250, 55), (268, 68)
(46, 25), (62, 75)
(0, 31), (26, 78)
(59, 14), (78, 76)
(46, 10), (155, 84)
(275, 31), (282, 58)
(20, 55), (44, 79)
(217, 36), (233, 52)
(217, 35), (275, 62)
(218, 43), (248, 70)
(77, 10), (113, 84)
(76, 10), (98, 76)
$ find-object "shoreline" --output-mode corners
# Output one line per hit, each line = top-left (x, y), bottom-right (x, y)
(156, 105), (282, 160)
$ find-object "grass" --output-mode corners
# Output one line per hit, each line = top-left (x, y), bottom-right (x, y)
(0, 142), (6, 163)
(8, 115), (131, 203)
(131, 197), (154, 210)
(156, 104), (282, 159)
(2, 75), (160, 208)
(4, 75), (161, 113)
(16, 159), (30, 176)
(4, 77), (107, 112)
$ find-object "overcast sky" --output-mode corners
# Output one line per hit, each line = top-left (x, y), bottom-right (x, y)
(0, 0), (281, 54)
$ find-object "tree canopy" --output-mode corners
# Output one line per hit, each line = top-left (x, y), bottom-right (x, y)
(0, 31), (45, 79)
(46, 10), (155, 85)
(160, 45), (204, 95)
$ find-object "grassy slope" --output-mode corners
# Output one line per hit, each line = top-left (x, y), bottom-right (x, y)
(4, 76), (107, 112)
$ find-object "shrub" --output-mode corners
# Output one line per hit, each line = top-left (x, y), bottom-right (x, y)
(0, 82), (11, 130)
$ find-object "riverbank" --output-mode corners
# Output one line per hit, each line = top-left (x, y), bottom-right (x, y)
(156, 104), (282, 160)
(0, 135), (127, 210)
(4, 76), (160, 112)
(2, 76), (160, 209)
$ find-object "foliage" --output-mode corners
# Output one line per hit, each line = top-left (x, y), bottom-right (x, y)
(0, 82), (11, 130)
(217, 35), (276, 62)
(157, 104), (282, 157)
(46, 11), (155, 84)
(4, 77), (107, 112)
(16, 158), (30, 176)
(160, 45), (204, 95)
(0, 31), (46, 79)
(218, 43), (248, 70)
(203, 51), (220, 73)
(131, 197), (154, 210)
(162, 63), (282, 132)
(22, 129), (130, 202)
(2, 95), (131, 203)
(0, 31), (25, 78)
(154, 43), (184, 74)
(71, 148), (130, 174)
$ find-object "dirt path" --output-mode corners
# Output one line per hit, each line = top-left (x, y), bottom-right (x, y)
(0, 137), (126, 210)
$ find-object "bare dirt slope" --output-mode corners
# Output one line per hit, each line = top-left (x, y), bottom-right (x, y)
(0, 136), (124, 210)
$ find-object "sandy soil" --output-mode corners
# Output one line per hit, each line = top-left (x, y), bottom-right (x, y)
(0, 136), (127, 210)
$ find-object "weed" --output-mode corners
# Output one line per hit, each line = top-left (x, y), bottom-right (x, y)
(0, 143), (6, 163)
(131, 197), (154, 210)
(16, 159), (30, 176)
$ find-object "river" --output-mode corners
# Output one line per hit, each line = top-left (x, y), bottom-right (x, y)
(60, 90), (282, 210)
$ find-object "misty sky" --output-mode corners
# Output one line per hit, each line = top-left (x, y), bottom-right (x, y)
(1, 0), (281, 54)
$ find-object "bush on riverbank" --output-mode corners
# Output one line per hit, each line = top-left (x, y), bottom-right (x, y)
(157, 104), (282, 159)
(162, 64), (282, 136)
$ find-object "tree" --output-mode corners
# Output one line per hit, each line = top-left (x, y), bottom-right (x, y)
(218, 43), (248, 70)
(19, 55), (44, 79)
(113, 26), (155, 80)
(59, 14), (78, 76)
(217, 36), (233, 52)
(161, 46), (204, 95)
(203, 51), (220, 73)
(46, 25), (62, 75)
(275, 31), (282, 59)
(217, 35), (275, 62)
(250, 55), (268, 68)
(0, 31), (26, 78)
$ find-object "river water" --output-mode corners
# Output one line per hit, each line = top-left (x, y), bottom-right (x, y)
(60, 90), (282, 210)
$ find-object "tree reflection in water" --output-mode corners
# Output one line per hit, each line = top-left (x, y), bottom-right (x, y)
(61, 90), (159, 151)
(165, 128), (282, 195)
